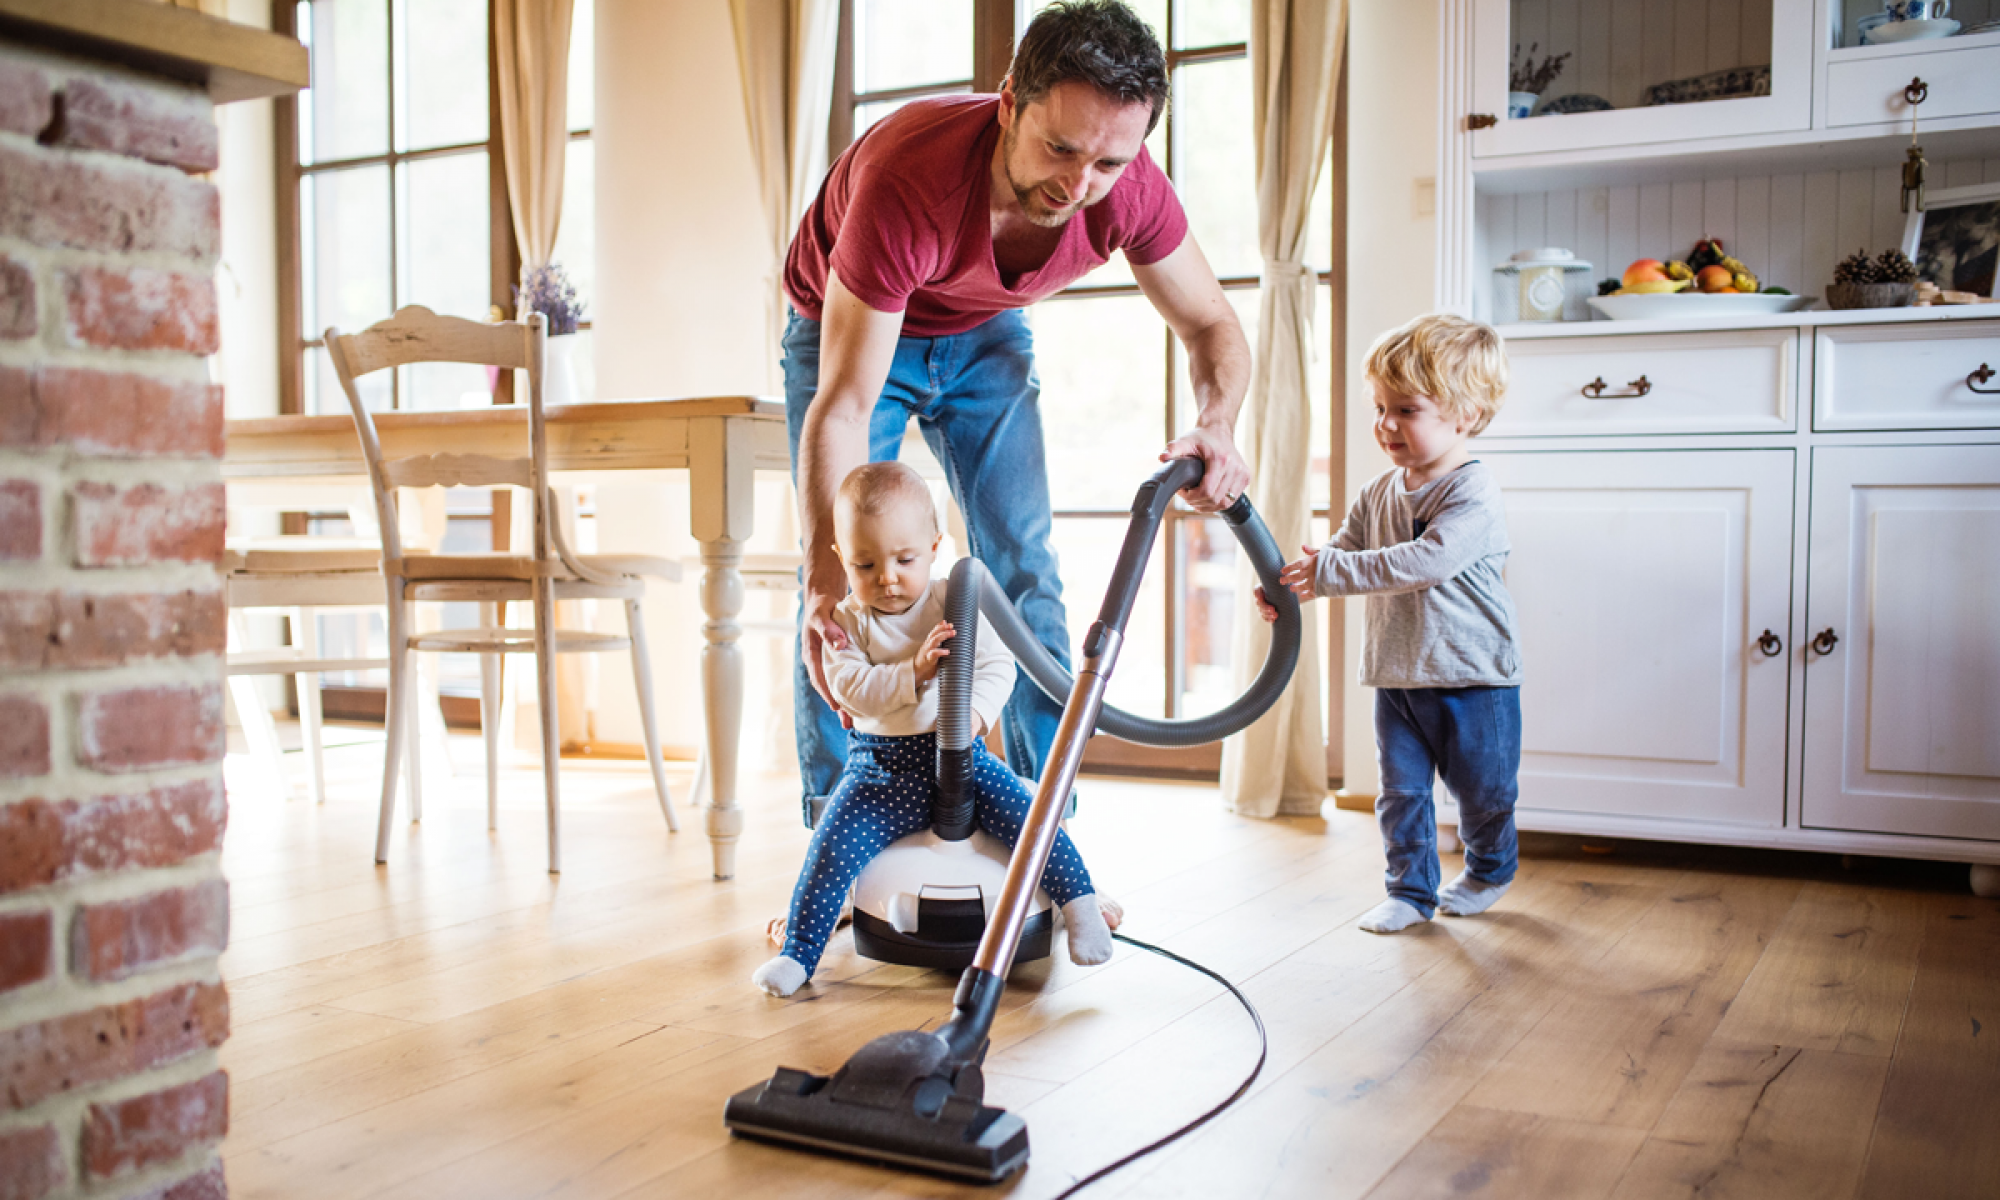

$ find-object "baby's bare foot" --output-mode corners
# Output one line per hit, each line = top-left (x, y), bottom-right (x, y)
(764, 916), (787, 949)
(1098, 894), (1124, 931)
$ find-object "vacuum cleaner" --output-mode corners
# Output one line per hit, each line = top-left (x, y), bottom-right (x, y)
(724, 457), (1301, 1182)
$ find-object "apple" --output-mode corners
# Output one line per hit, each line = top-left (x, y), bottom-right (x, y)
(1696, 264), (1734, 293)
(1622, 259), (1669, 287)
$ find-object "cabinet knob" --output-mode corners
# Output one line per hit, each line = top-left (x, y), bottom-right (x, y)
(1905, 77), (1928, 106)
(1811, 628), (1840, 656)
(1582, 375), (1652, 399)
(1757, 630), (1783, 657)
(1467, 113), (1498, 130)
(1970, 363), (1997, 395)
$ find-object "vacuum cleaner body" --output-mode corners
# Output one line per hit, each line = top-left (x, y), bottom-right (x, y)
(725, 460), (1301, 1182)
(848, 830), (1054, 970)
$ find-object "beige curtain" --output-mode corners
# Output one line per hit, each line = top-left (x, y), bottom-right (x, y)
(729, 0), (840, 378)
(496, 0), (575, 272)
(1220, 0), (1346, 818)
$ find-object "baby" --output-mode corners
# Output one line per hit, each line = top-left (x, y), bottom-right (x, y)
(1259, 313), (1522, 935)
(753, 461), (1114, 997)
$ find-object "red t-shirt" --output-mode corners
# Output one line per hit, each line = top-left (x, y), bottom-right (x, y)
(784, 95), (1188, 338)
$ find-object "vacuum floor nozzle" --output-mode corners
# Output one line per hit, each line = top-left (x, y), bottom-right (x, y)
(723, 1028), (1028, 1182)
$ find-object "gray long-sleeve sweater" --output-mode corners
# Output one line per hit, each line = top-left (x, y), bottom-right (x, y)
(1313, 461), (1522, 689)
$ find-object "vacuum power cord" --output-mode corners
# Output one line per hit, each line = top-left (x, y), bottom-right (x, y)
(1048, 933), (1268, 1198)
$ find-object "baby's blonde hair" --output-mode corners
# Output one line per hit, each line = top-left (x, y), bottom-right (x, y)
(836, 461), (938, 533)
(1364, 313), (1509, 436)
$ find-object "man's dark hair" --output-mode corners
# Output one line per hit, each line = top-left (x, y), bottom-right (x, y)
(1008, 1), (1171, 134)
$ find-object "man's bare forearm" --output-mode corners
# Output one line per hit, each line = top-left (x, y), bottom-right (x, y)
(797, 392), (871, 591)
(1184, 316), (1251, 433)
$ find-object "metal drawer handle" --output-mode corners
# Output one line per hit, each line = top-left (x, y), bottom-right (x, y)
(1970, 363), (1998, 395)
(1582, 375), (1652, 399)
(1811, 628), (1839, 656)
(1757, 630), (1783, 658)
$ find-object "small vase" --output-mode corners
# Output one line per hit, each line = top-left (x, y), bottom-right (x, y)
(1508, 91), (1539, 119)
(544, 332), (580, 407)
(1825, 282), (1915, 310)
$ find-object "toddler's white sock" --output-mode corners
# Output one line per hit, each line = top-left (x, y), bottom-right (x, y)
(1358, 897), (1430, 934)
(1437, 872), (1511, 917)
(1063, 894), (1114, 965)
(751, 955), (809, 997)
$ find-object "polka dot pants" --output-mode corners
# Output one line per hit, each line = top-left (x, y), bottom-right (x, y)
(779, 731), (1096, 977)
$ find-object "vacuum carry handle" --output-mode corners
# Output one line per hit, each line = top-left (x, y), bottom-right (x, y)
(1096, 457), (1205, 641)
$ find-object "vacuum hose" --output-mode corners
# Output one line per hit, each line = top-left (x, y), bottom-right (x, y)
(932, 457), (1302, 837)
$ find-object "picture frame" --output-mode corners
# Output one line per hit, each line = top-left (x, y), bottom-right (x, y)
(1902, 182), (2000, 300)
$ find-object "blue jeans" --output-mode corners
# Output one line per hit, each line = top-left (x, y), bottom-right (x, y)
(779, 732), (1095, 976)
(782, 309), (1071, 818)
(1374, 686), (1521, 917)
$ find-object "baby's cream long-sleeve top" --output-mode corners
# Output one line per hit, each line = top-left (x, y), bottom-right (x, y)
(823, 578), (1016, 736)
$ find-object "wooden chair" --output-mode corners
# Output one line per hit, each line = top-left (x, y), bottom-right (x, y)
(326, 306), (681, 872)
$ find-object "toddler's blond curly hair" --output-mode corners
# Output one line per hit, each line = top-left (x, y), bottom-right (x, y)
(1363, 314), (1509, 436)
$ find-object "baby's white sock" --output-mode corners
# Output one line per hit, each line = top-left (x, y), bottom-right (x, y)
(751, 955), (809, 997)
(1358, 897), (1430, 934)
(1438, 872), (1511, 917)
(1063, 894), (1114, 965)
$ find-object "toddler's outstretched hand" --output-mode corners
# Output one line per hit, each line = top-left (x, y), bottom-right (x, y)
(914, 620), (955, 685)
(1256, 546), (1321, 622)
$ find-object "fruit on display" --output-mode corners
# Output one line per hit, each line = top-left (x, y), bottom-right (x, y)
(1609, 237), (1776, 298)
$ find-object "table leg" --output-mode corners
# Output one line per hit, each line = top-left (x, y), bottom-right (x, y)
(699, 538), (746, 879)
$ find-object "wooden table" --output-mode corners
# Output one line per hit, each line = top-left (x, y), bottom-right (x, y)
(224, 396), (792, 879)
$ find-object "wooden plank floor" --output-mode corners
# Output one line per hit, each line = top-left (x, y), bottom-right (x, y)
(218, 731), (2000, 1199)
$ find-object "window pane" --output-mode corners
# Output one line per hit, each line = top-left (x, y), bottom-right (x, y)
(398, 0), (487, 152)
(567, 327), (597, 404)
(1029, 293), (1168, 511)
(400, 151), (490, 321)
(309, 344), (390, 415)
(1178, 0), (1248, 49)
(1175, 57), (1256, 279)
(400, 361), (493, 410)
(568, 0), (594, 131)
(856, 0), (972, 94)
(1178, 514), (1242, 716)
(1050, 517), (1166, 717)
(306, 0), (389, 163)
(306, 165), (392, 338)
(550, 138), (594, 317)
(855, 87), (969, 140)
(1304, 144), (1333, 272)
(1172, 283), (1332, 505)
(1027, 0), (1165, 46)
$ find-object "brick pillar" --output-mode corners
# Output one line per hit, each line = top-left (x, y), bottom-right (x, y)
(1, 41), (232, 1200)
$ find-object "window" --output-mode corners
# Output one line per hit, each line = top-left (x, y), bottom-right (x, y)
(831, 0), (1339, 776)
(274, 0), (597, 716)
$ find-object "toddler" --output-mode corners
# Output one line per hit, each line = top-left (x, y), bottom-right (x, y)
(1260, 313), (1522, 934)
(753, 462), (1114, 996)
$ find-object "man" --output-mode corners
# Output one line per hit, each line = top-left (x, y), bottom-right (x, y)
(784, 0), (1251, 816)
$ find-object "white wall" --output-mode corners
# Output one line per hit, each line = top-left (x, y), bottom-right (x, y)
(588, 0), (797, 761)
(1340, 0), (1441, 796)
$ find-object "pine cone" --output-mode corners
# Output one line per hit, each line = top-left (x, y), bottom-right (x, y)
(1875, 249), (1918, 284)
(1834, 249), (1877, 285)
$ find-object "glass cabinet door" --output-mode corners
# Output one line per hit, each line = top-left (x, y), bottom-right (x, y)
(1471, 0), (1813, 158)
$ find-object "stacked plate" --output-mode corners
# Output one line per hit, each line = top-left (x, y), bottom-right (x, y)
(1863, 16), (1960, 43)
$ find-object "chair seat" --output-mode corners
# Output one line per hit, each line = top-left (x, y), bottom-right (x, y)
(408, 625), (631, 654)
(224, 539), (390, 574)
(395, 552), (682, 582)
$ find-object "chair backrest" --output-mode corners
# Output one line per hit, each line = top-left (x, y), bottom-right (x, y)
(324, 306), (550, 570)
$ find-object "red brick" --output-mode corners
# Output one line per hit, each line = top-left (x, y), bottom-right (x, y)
(0, 142), (219, 261)
(132, 1161), (226, 1200)
(0, 257), (31, 340)
(0, 979), (229, 1111)
(0, 588), (225, 671)
(0, 780), (226, 895)
(76, 684), (224, 773)
(81, 1070), (228, 1181)
(70, 481), (224, 567)
(34, 368), (223, 457)
(62, 266), (218, 355)
(0, 366), (30, 443)
(0, 910), (52, 995)
(56, 77), (218, 175)
(0, 695), (50, 781)
(0, 479), (37, 561)
(73, 879), (229, 983)
(0, 1123), (63, 1200)
(0, 57), (51, 139)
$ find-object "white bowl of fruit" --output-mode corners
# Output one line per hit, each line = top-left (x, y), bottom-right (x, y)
(1588, 239), (1815, 320)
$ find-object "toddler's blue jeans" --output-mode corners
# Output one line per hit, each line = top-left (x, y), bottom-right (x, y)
(1374, 686), (1521, 917)
(779, 732), (1095, 977)
(783, 309), (1071, 820)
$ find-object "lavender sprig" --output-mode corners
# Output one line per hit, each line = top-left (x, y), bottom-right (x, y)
(514, 262), (585, 336)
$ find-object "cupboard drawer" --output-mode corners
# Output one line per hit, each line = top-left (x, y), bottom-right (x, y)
(1827, 45), (2000, 128)
(1490, 331), (1795, 438)
(1816, 322), (2000, 432)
